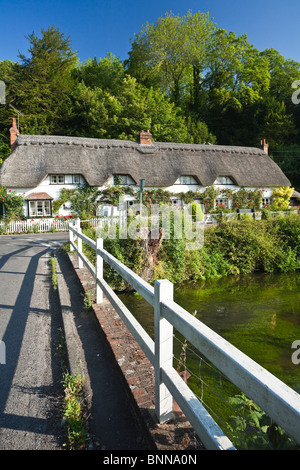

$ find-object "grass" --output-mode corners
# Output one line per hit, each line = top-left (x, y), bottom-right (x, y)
(49, 252), (58, 290)
(61, 372), (88, 450)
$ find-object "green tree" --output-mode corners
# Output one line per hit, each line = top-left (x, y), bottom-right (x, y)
(12, 25), (78, 135)
(73, 53), (125, 94)
(126, 11), (215, 106)
(0, 60), (20, 161)
(70, 75), (192, 142)
(199, 30), (272, 145)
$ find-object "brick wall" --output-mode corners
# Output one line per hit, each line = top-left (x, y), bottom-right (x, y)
(68, 252), (204, 450)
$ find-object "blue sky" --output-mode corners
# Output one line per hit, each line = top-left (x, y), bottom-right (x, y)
(0, 0), (299, 63)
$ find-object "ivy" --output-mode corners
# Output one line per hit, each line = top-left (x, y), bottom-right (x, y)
(141, 188), (171, 207)
(197, 186), (220, 212)
(52, 188), (76, 214)
(230, 188), (262, 211)
(99, 185), (133, 205)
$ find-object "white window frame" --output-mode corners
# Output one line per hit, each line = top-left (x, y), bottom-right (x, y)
(28, 200), (52, 218)
(262, 197), (271, 206)
(215, 176), (234, 185)
(174, 175), (198, 185)
(72, 175), (80, 184)
(216, 197), (228, 208)
(113, 174), (135, 185)
(50, 175), (65, 184)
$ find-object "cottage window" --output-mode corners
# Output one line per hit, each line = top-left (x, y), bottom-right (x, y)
(72, 175), (80, 184)
(50, 175), (65, 184)
(113, 175), (135, 185)
(28, 200), (51, 218)
(174, 176), (198, 185)
(216, 198), (228, 208)
(171, 198), (182, 206)
(262, 197), (271, 206)
(215, 176), (234, 185)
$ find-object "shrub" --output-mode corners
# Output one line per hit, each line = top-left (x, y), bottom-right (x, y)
(80, 214), (299, 289)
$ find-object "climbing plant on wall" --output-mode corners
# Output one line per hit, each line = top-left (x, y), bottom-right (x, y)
(230, 189), (262, 211)
(0, 187), (25, 221)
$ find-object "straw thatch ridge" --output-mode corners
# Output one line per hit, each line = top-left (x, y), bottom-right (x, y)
(0, 134), (291, 188)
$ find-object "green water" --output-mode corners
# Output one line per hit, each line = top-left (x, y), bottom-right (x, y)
(119, 271), (300, 448)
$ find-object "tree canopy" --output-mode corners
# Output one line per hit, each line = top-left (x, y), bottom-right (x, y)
(0, 14), (299, 189)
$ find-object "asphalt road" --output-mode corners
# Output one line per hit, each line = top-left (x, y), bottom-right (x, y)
(0, 233), (68, 450)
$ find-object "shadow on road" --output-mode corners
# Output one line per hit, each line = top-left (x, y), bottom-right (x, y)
(56, 250), (155, 450)
(0, 237), (65, 449)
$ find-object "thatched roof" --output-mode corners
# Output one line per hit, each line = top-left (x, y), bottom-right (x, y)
(0, 134), (291, 189)
(292, 190), (300, 200)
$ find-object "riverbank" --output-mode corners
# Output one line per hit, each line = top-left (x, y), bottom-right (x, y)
(82, 213), (300, 290)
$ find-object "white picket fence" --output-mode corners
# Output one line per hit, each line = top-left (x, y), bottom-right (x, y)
(205, 210), (299, 225)
(0, 218), (70, 234)
(69, 219), (300, 450)
(0, 209), (297, 234)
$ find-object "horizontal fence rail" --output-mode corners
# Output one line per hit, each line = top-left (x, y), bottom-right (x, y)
(68, 219), (300, 450)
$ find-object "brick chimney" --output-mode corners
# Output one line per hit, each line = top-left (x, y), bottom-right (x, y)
(139, 130), (152, 145)
(9, 117), (19, 151)
(260, 139), (269, 154)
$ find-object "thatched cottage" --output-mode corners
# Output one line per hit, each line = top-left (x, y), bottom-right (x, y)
(0, 121), (293, 219)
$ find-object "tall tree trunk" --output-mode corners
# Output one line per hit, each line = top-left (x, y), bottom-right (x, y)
(192, 63), (201, 113)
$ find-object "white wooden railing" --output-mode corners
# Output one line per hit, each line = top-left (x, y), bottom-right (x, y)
(68, 219), (300, 450)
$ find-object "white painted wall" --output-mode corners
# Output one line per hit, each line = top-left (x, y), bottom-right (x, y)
(7, 176), (276, 219)
(8, 174), (85, 218)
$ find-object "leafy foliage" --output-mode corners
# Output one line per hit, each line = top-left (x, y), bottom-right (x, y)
(270, 186), (294, 210)
(0, 16), (299, 186)
(0, 187), (25, 221)
(52, 184), (98, 219)
(227, 393), (297, 450)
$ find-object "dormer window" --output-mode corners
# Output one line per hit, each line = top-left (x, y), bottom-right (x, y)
(113, 175), (135, 185)
(72, 175), (80, 184)
(215, 176), (234, 185)
(174, 175), (198, 185)
(50, 175), (64, 184)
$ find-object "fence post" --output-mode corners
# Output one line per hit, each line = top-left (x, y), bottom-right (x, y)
(69, 222), (74, 251)
(77, 226), (83, 269)
(96, 237), (104, 304)
(154, 279), (174, 423)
